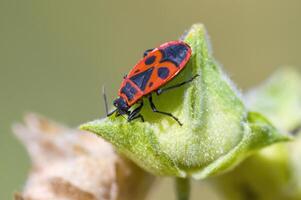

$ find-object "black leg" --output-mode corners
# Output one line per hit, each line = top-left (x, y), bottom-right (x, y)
(107, 108), (117, 117)
(148, 95), (183, 126)
(128, 101), (145, 122)
(156, 74), (199, 95)
(143, 48), (154, 57)
(128, 113), (145, 122)
(115, 111), (122, 117)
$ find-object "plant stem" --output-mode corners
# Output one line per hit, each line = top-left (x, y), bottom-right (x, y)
(175, 177), (190, 200)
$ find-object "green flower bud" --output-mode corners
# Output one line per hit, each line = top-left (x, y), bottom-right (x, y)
(80, 24), (289, 179)
(246, 67), (301, 132)
(211, 68), (301, 200)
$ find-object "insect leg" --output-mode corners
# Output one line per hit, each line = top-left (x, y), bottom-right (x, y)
(128, 101), (145, 122)
(105, 109), (117, 117)
(148, 95), (182, 126)
(128, 114), (145, 122)
(156, 74), (199, 95)
(143, 48), (154, 57)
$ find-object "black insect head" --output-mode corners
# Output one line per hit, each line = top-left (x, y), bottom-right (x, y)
(113, 97), (130, 114)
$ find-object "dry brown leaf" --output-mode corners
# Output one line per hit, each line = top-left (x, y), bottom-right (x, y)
(13, 113), (153, 200)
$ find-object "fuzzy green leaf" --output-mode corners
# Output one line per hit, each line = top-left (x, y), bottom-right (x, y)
(210, 68), (301, 200)
(80, 24), (289, 178)
(246, 67), (301, 132)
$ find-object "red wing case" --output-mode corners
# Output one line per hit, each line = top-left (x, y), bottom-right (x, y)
(119, 41), (191, 106)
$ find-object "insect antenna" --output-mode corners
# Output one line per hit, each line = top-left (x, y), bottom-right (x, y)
(102, 85), (118, 117)
(102, 85), (109, 115)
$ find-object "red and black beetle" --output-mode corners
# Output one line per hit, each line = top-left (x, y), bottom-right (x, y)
(105, 41), (198, 126)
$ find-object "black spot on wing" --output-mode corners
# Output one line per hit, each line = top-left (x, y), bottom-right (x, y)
(160, 44), (189, 67)
(157, 67), (169, 79)
(121, 82), (137, 101)
(130, 67), (154, 91)
(144, 55), (156, 65)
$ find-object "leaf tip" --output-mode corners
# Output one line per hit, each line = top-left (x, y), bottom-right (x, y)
(79, 119), (103, 133)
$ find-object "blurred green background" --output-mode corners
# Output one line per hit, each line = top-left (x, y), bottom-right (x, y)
(0, 0), (301, 199)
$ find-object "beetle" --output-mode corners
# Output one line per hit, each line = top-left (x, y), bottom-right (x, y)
(105, 41), (198, 126)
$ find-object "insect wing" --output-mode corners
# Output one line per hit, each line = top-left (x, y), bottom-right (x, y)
(127, 41), (191, 94)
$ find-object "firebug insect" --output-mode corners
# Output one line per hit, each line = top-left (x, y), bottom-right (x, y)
(104, 41), (198, 126)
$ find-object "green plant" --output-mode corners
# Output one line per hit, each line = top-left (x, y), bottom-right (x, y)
(80, 24), (300, 200)
(210, 67), (301, 200)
